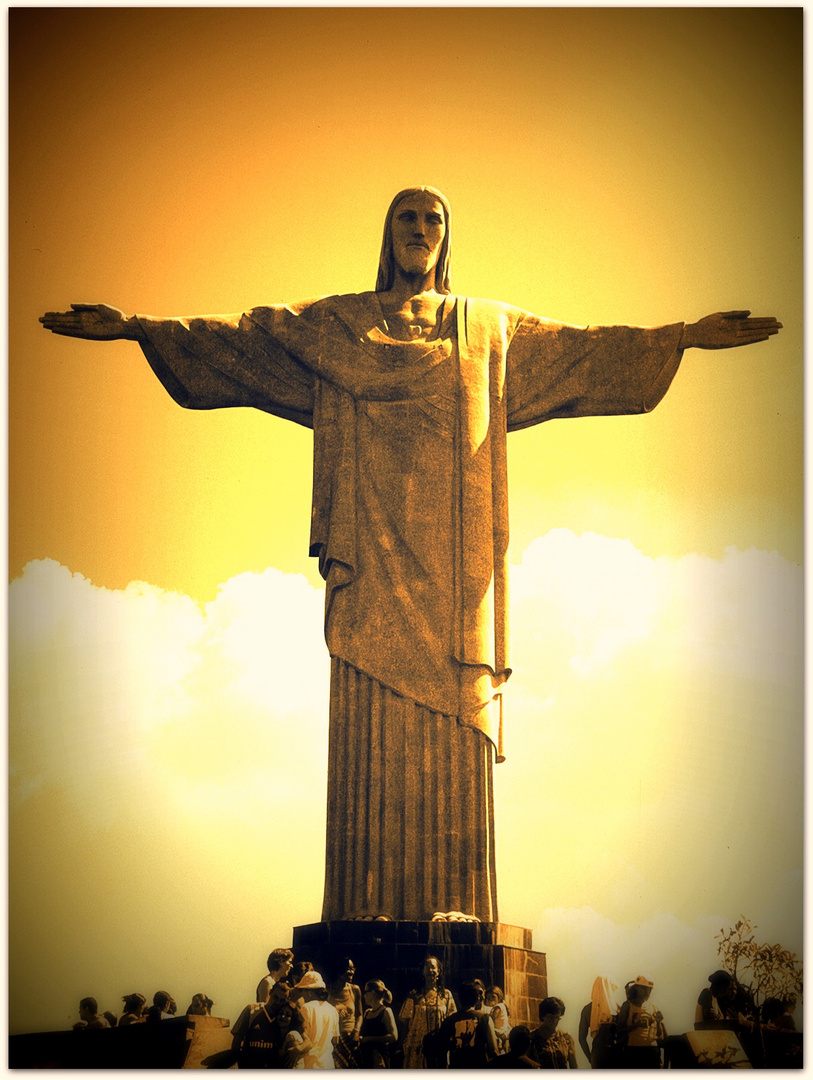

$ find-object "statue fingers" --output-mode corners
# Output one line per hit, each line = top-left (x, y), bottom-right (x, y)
(43, 325), (88, 337)
(40, 314), (81, 328)
(737, 324), (782, 337)
(742, 317), (782, 330)
(734, 331), (775, 346)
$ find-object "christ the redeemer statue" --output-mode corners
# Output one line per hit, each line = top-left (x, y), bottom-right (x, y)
(41, 186), (781, 925)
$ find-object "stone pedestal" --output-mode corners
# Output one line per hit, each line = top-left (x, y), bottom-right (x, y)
(292, 920), (547, 1027)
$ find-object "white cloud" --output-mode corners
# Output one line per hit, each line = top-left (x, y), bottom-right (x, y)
(498, 531), (802, 945)
(533, 906), (749, 1060)
(8, 534), (803, 1038)
(9, 559), (330, 818)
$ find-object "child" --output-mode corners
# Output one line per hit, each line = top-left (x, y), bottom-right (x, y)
(485, 986), (511, 1055)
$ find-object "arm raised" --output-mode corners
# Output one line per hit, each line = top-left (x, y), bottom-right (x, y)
(39, 303), (144, 341)
(680, 310), (782, 350)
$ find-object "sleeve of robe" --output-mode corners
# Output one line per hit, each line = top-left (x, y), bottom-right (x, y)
(134, 303), (319, 428)
(505, 312), (685, 430)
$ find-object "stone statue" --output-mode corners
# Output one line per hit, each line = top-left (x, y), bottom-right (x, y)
(40, 186), (782, 924)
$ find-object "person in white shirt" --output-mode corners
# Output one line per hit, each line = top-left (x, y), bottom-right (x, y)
(294, 971), (340, 1069)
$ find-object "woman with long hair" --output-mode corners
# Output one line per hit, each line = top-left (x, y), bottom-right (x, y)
(357, 980), (397, 1068)
(398, 956), (456, 1069)
(119, 993), (146, 1026)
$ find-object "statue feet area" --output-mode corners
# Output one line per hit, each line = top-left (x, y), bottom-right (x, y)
(346, 910), (481, 923)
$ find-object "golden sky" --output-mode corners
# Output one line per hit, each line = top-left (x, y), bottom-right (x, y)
(9, 7), (802, 1046)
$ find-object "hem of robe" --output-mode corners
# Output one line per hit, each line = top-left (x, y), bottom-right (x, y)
(322, 658), (499, 924)
(328, 652), (507, 764)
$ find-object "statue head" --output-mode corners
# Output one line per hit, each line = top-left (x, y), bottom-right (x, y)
(376, 186), (451, 294)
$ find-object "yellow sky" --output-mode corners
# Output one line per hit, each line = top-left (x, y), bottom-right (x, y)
(9, 6), (802, 1045)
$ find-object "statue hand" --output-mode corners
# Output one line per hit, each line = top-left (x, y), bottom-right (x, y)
(39, 303), (137, 340)
(681, 311), (782, 350)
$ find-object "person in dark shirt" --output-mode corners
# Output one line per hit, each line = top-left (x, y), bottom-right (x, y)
(438, 981), (499, 1068)
(357, 980), (398, 1068)
(489, 1025), (541, 1068)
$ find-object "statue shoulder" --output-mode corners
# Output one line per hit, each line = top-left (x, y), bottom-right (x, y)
(464, 296), (529, 323)
(293, 291), (378, 326)
(246, 293), (356, 319)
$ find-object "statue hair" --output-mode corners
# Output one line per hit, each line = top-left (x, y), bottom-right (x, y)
(375, 187), (452, 294)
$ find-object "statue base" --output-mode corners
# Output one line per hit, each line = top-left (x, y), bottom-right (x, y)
(292, 920), (547, 1027)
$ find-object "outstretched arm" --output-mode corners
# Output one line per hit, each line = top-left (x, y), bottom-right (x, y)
(40, 303), (144, 340)
(39, 301), (317, 425)
(680, 310), (782, 350)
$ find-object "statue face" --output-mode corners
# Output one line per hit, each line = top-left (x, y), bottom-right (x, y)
(390, 192), (446, 280)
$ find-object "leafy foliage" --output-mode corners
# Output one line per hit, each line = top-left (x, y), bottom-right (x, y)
(715, 916), (803, 1012)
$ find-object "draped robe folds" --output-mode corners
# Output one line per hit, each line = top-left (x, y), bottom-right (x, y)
(136, 292), (684, 921)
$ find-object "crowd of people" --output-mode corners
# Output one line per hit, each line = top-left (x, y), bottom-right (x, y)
(72, 990), (214, 1031)
(576, 970), (799, 1070)
(72, 955), (799, 1069)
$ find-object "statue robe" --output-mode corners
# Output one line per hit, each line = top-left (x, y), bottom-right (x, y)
(136, 292), (684, 920)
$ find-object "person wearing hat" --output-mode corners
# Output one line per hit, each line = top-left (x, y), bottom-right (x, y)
(293, 970), (341, 1069)
(615, 975), (666, 1069)
(695, 970), (748, 1028)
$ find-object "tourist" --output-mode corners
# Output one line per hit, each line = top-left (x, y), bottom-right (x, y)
(186, 993), (214, 1016)
(327, 957), (362, 1068)
(694, 970), (747, 1027)
(485, 986), (511, 1053)
(257, 948), (295, 1003)
(437, 980), (499, 1068)
(489, 1025), (541, 1069)
(577, 975), (621, 1068)
(398, 955), (457, 1068)
(762, 996), (796, 1032)
(529, 998), (578, 1069)
(288, 961), (315, 989)
(73, 997), (110, 1030)
(615, 975), (666, 1069)
(761, 998), (800, 1069)
(267, 997), (311, 1068)
(145, 990), (177, 1022)
(357, 980), (397, 1068)
(119, 992), (146, 1026)
(294, 970), (340, 1069)
(233, 991), (310, 1069)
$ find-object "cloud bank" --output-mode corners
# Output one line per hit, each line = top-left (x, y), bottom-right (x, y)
(9, 532), (803, 1038)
